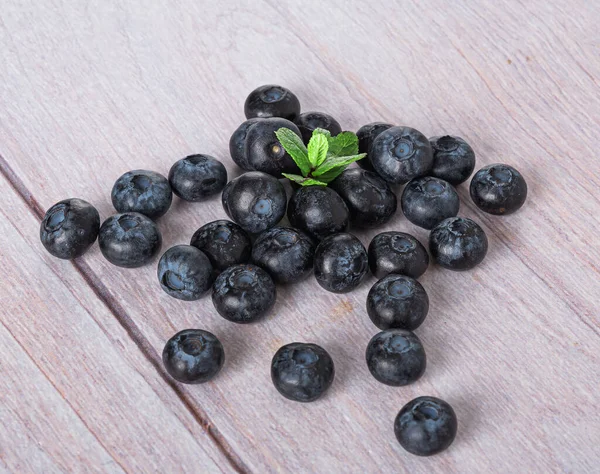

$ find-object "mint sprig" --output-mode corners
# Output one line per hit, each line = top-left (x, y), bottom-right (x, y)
(276, 127), (366, 186)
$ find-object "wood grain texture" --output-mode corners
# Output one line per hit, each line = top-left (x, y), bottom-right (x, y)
(0, 0), (599, 472)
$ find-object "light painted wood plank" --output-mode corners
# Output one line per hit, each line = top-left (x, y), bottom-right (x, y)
(1, 0), (599, 472)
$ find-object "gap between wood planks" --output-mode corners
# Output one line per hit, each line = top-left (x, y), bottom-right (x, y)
(0, 152), (251, 474)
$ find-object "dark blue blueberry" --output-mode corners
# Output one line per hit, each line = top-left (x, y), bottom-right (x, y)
(40, 198), (100, 259)
(244, 117), (302, 176)
(251, 227), (315, 284)
(190, 220), (252, 274)
(98, 212), (162, 268)
(314, 233), (368, 293)
(395, 396), (458, 456)
(212, 264), (276, 324)
(429, 217), (488, 271)
(367, 275), (429, 330)
(168, 155), (227, 202)
(111, 169), (172, 219)
(430, 135), (476, 185)
(470, 163), (527, 215)
(229, 118), (262, 170)
(244, 84), (301, 121)
(294, 112), (342, 144)
(271, 342), (335, 403)
(287, 186), (349, 241)
(371, 126), (433, 184)
(365, 329), (426, 386)
(222, 172), (287, 234)
(401, 176), (460, 230)
(368, 232), (429, 279)
(162, 329), (224, 384)
(329, 168), (397, 229)
(356, 122), (393, 171)
(157, 245), (213, 301)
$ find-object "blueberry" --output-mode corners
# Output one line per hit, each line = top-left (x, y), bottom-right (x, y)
(251, 227), (315, 284)
(244, 84), (301, 121)
(157, 245), (213, 301)
(98, 212), (162, 268)
(287, 186), (349, 241)
(222, 172), (287, 234)
(168, 155), (227, 202)
(356, 122), (393, 171)
(367, 275), (428, 330)
(294, 112), (342, 144)
(366, 329), (426, 386)
(429, 217), (488, 271)
(111, 170), (172, 219)
(401, 176), (460, 230)
(212, 264), (276, 323)
(314, 233), (368, 293)
(470, 163), (527, 215)
(40, 198), (100, 259)
(368, 232), (429, 279)
(162, 329), (224, 384)
(244, 117), (302, 176)
(271, 342), (335, 402)
(394, 396), (458, 456)
(190, 220), (252, 274)
(430, 135), (476, 185)
(229, 118), (261, 170)
(371, 126), (433, 184)
(329, 168), (397, 229)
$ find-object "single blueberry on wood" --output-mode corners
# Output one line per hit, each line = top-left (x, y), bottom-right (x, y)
(356, 122), (393, 171)
(230, 118), (262, 170)
(314, 233), (368, 293)
(470, 163), (527, 215)
(429, 216), (488, 270)
(244, 84), (301, 121)
(401, 176), (460, 230)
(162, 329), (224, 384)
(271, 342), (335, 402)
(368, 232), (429, 279)
(40, 198), (100, 259)
(294, 111), (342, 144)
(157, 245), (213, 301)
(394, 396), (458, 456)
(430, 135), (476, 185)
(98, 212), (162, 268)
(168, 155), (227, 202)
(111, 169), (173, 219)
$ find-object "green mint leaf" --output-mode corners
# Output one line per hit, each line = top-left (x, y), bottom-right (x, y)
(327, 131), (359, 157)
(275, 128), (310, 176)
(312, 168), (343, 183)
(312, 128), (331, 138)
(307, 133), (329, 168)
(312, 153), (367, 177)
(282, 173), (309, 184)
(282, 173), (327, 187)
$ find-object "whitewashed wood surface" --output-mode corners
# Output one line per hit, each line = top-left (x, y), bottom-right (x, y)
(1, 0), (599, 472)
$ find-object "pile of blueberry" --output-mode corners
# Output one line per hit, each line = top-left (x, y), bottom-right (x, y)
(39, 84), (527, 457)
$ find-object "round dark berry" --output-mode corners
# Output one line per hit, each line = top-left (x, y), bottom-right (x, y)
(287, 186), (349, 241)
(229, 118), (261, 170)
(212, 264), (276, 324)
(162, 329), (224, 384)
(430, 135), (476, 185)
(429, 217), (488, 271)
(244, 84), (301, 121)
(244, 118), (302, 176)
(157, 245), (213, 301)
(356, 122), (393, 171)
(366, 329), (426, 386)
(168, 155), (227, 202)
(368, 232), (429, 279)
(40, 198), (100, 259)
(294, 111), (342, 144)
(271, 342), (335, 403)
(394, 396), (458, 456)
(329, 168), (397, 229)
(190, 220), (252, 274)
(251, 227), (315, 284)
(314, 233), (368, 293)
(470, 163), (527, 215)
(401, 176), (460, 230)
(371, 126), (433, 184)
(99, 213), (162, 268)
(222, 172), (287, 234)
(111, 170), (172, 219)
(367, 275), (429, 330)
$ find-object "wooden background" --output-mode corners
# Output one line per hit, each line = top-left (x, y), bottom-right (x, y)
(1, 0), (599, 472)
